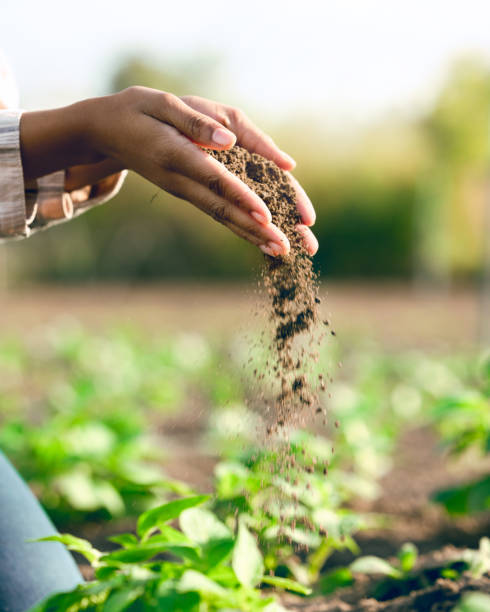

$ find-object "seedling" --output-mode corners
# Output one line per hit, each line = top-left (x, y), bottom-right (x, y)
(31, 496), (310, 611)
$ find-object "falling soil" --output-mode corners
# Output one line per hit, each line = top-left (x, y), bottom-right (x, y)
(209, 146), (325, 434)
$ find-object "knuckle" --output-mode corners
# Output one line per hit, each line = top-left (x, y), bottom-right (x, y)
(206, 174), (226, 197)
(227, 106), (245, 124)
(122, 85), (145, 99)
(160, 91), (176, 107)
(154, 142), (174, 169)
(209, 201), (228, 223)
(185, 113), (209, 140)
(216, 111), (231, 129)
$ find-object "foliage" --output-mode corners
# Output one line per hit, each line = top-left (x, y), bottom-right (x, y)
(212, 430), (363, 587)
(431, 355), (490, 516)
(0, 326), (234, 524)
(1, 323), (487, 606)
(31, 496), (309, 612)
(345, 539), (490, 602)
(5, 55), (490, 283)
(453, 592), (490, 612)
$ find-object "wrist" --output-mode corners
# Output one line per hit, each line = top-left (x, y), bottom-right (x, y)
(19, 100), (104, 181)
(62, 98), (105, 166)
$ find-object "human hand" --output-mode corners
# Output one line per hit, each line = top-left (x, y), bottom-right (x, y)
(180, 95), (317, 255)
(85, 87), (317, 256)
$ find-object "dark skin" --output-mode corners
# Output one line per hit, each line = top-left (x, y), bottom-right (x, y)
(20, 87), (318, 257)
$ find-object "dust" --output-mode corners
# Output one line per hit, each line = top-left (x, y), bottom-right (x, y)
(210, 146), (327, 435)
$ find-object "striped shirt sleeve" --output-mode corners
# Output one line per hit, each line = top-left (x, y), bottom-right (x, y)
(0, 109), (29, 239)
(0, 107), (127, 240)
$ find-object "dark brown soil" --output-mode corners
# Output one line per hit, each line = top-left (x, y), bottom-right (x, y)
(282, 546), (490, 611)
(210, 146), (323, 432)
(281, 427), (490, 611)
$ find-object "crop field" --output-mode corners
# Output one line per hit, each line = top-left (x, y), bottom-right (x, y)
(0, 283), (488, 611)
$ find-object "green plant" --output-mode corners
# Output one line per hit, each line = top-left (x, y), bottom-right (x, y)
(31, 496), (309, 612)
(453, 591), (490, 612)
(343, 539), (490, 602)
(0, 326), (220, 525)
(212, 430), (364, 588)
(431, 356), (490, 516)
(0, 412), (192, 525)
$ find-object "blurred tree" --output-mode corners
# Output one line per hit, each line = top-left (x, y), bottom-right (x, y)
(110, 52), (223, 97)
(418, 57), (490, 282)
(2, 55), (488, 286)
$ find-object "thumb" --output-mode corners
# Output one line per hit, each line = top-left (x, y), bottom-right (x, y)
(147, 91), (236, 149)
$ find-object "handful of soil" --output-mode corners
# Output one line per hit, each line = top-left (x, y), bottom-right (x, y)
(210, 146), (323, 433)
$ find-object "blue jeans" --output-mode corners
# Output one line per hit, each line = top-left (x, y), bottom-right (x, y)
(0, 452), (83, 612)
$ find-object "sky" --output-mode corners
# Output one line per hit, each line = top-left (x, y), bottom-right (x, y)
(3, 0), (490, 127)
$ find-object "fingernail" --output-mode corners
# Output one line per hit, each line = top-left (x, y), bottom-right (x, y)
(251, 211), (270, 225)
(268, 241), (284, 257)
(213, 127), (235, 146)
(259, 244), (275, 256)
(296, 224), (319, 256)
(278, 235), (291, 253)
(280, 150), (296, 168)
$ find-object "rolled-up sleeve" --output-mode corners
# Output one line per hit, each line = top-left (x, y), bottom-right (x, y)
(0, 109), (29, 239)
(0, 108), (127, 240)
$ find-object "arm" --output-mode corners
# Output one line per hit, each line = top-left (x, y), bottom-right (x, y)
(19, 87), (317, 255)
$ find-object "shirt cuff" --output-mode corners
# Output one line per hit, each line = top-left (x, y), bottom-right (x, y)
(31, 170), (73, 228)
(0, 109), (28, 239)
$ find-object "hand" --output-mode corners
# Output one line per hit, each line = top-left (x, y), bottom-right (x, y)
(180, 95), (317, 256)
(20, 87), (318, 256)
(86, 87), (317, 256)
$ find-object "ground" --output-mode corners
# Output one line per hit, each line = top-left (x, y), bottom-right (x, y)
(1, 282), (488, 611)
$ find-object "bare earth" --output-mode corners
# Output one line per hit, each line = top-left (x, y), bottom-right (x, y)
(0, 281), (482, 350)
(2, 282), (487, 610)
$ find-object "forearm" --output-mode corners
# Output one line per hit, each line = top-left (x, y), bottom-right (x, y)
(19, 100), (100, 181)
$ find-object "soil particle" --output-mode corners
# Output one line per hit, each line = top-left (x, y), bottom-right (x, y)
(209, 146), (322, 433)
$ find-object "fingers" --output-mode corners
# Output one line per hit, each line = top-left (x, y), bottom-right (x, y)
(65, 158), (126, 191)
(161, 126), (274, 225)
(227, 109), (296, 171)
(295, 224), (319, 256)
(159, 170), (290, 255)
(143, 89), (237, 150)
(180, 95), (295, 171)
(288, 173), (316, 227)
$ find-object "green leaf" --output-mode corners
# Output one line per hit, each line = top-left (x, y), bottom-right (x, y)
(463, 537), (490, 578)
(433, 475), (490, 516)
(156, 591), (200, 611)
(177, 569), (227, 597)
(261, 575), (312, 595)
(232, 522), (264, 588)
(453, 592), (490, 612)
(104, 586), (144, 612)
(350, 556), (402, 578)
(33, 534), (101, 564)
(108, 534), (139, 548)
(180, 507), (231, 544)
(137, 495), (209, 539)
(316, 567), (354, 594)
(201, 538), (235, 568)
(165, 546), (202, 564)
(149, 525), (194, 546)
(398, 542), (418, 573)
(101, 539), (199, 565)
(101, 547), (162, 564)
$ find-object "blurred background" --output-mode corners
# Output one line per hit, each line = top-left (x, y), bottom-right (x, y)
(1, 0), (489, 294)
(0, 2), (489, 601)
